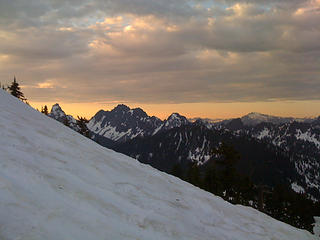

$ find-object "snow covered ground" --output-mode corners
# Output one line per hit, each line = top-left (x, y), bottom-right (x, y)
(0, 90), (316, 240)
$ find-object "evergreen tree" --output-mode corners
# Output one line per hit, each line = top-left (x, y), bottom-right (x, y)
(77, 116), (90, 138)
(41, 105), (49, 115)
(8, 76), (26, 101)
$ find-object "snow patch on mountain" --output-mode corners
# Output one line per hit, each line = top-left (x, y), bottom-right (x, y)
(256, 128), (271, 140)
(291, 182), (306, 194)
(295, 129), (320, 149)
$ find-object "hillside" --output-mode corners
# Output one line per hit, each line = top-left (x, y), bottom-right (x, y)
(0, 89), (316, 240)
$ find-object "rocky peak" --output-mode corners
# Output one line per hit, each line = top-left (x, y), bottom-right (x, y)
(48, 103), (79, 131)
(113, 104), (130, 113)
(166, 113), (189, 127)
(131, 107), (148, 118)
(49, 103), (66, 119)
(152, 113), (190, 135)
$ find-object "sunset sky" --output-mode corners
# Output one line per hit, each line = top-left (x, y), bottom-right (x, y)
(0, 0), (319, 119)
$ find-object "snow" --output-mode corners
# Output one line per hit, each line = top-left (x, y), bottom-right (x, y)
(295, 129), (320, 149)
(152, 124), (163, 135)
(256, 128), (271, 140)
(0, 90), (317, 240)
(176, 133), (182, 151)
(89, 122), (140, 141)
(291, 182), (306, 194)
(314, 217), (320, 237)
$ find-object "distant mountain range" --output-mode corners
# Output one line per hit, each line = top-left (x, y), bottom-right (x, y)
(47, 103), (320, 200)
(214, 112), (315, 127)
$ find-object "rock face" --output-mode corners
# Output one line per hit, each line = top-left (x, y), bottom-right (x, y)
(87, 105), (190, 145)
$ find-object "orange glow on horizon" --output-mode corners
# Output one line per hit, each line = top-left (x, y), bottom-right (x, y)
(29, 100), (320, 121)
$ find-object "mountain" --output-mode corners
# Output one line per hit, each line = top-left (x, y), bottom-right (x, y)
(240, 112), (295, 126)
(87, 105), (190, 146)
(48, 103), (79, 131)
(87, 104), (162, 143)
(214, 112), (315, 128)
(1, 90), (316, 239)
(240, 112), (315, 126)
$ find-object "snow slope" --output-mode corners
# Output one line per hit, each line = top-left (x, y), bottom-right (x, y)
(0, 90), (316, 240)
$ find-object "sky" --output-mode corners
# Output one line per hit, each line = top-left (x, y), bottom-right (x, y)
(0, 0), (319, 119)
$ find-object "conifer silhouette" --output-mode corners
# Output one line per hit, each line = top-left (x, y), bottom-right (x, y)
(8, 76), (26, 101)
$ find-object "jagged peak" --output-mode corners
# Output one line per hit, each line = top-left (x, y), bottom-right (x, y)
(49, 103), (66, 117)
(51, 103), (62, 111)
(167, 112), (187, 121)
(113, 104), (130, 112)
(132, 107), (148, 116)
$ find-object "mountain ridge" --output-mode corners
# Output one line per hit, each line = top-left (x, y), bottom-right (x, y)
(87, 104), (191, 143)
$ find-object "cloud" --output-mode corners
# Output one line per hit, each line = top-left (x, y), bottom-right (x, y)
(0, 0), (319, 105)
